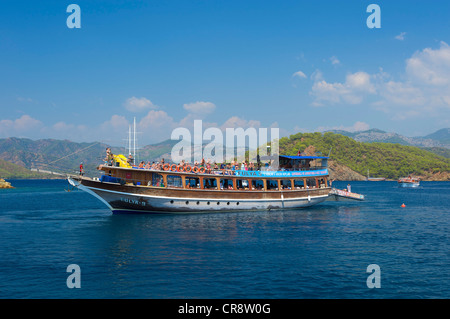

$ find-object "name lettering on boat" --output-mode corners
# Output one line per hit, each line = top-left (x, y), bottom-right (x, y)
(120, 197), (146, 207)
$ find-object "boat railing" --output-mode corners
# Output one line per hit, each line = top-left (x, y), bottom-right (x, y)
(102, 163), (328, 175)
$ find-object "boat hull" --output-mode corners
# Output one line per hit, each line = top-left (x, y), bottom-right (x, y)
(69, 177), (330, 214)
(398, 182), (420, 188)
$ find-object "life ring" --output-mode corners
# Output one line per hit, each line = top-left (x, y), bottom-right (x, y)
(184, 165), (192, 173)
(198, 167), (206, 174)
(177, 165), (183, 172)
(163, 163), (170, 171)
(192, 166), (199, 173)
(170, 164), (177, 171)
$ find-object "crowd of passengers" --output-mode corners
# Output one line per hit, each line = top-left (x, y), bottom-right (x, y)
(104, 147), (311, 174)
(104, 147), (274, 173)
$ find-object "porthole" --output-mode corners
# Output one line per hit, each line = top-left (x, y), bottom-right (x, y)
(227, 202), (230, 205)
(196, 201), (200, 205)
(186, 201), (189, 205)
(170, 200), (174, 204)
(207, 201), (210, 205)
(217, 202), (220, 205)
(236, 202), (240, 205)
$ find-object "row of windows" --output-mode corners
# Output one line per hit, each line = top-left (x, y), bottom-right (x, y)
(148, 173), (326, 190)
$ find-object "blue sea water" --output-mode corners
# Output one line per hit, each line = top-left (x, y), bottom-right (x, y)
(0, 179), (449, 299)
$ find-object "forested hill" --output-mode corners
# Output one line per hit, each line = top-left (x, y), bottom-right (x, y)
(279, 132), (450, 181)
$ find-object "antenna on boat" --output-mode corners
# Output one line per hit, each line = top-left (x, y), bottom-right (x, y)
(128, 124), (132, 157)
(327, 147), (332, 157)
(133, 117), (137, 161)
(124, 117), (139, 163)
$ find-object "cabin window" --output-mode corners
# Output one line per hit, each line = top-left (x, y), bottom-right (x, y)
(280, 180), (291, 190)
(220, 178), (234, 190)
(266, 180), (278, 190)
(186, 177), (200, 188)
(293, 179), (304, 189)
(306, 178), (316, 188)
(167, 175), (182, 188)
(318, 178), (327, 188)
(236, 179), (249, 190)
(252, 179), (264, 190)
(151, 173), (164, 187)
(203, 178), (217, 189)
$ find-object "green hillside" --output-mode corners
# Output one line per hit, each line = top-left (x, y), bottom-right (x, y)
(279, 132), (450, 180)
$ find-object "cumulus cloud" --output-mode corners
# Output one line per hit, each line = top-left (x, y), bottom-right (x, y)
(311, 71), (375, 106)
(406, 41), (450, 87)
(183, 101), (216, 114)
(124, 96), (156, 112)
(292, 70), (307, 78)
(220, 116), (261, 131)
(0, 114), (43, 136)
(309, 41), (450, 118)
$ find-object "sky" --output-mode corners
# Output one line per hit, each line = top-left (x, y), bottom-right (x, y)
(1, 0), (450, 147)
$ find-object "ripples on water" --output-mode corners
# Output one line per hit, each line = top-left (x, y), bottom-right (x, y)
(0, 179), (449, 298)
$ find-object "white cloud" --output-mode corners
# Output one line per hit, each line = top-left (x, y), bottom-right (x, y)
(0, 114), (43, 136)
(406, 41), (450, 87)
(220, 116), (261, 131)
(183, 101), (216, 114)
(292, 70), (307, 78)
(124, 96), (156, 112)
(310, 71), (375, 106)
(395, 32), (406, 41)
(309, 42), (450, 119)
(330, 56), (340, 65)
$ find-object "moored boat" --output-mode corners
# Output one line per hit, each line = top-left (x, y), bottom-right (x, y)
(366, 169), (386, 181)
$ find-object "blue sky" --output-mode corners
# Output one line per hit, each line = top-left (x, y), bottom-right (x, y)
(1, 0), (449, 146)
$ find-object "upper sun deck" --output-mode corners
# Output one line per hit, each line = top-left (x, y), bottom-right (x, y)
(101, 154), (329, 179)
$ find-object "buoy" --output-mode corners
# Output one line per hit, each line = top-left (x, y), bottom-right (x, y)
(401, 203), (406, 208)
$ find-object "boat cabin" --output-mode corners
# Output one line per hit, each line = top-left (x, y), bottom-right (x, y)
(98, 154), (330, 192)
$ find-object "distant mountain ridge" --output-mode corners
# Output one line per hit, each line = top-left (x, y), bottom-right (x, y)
(0, 137), (184, 177)
(0, 128), (449, 179)
(326, 128), (450, 149)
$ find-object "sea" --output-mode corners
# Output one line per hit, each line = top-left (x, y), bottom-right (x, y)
(0, 179), (449, 299)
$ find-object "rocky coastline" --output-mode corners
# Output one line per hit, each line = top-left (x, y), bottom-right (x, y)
(0, 178), (14, 189)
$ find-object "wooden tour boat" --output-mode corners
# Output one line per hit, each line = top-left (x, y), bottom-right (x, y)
(68, 154), (341, 214)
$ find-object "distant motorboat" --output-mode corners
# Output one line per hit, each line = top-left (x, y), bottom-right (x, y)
(398, 175), (420, 188)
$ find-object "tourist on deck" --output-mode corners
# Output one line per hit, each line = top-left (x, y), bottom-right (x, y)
(79, 162), (84, 176)
(104, 147), (114, 166)
(127, 153), (134, 165)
